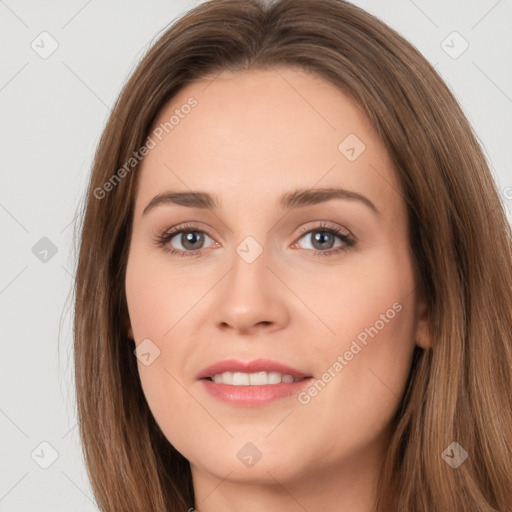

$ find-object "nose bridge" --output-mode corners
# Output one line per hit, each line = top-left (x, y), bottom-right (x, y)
(225, 213), (272, 281)
(212, 233), (289, 333)
(227, 234), (272, 301)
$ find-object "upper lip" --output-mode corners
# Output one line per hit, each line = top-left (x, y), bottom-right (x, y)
(196, 358), (311, 380)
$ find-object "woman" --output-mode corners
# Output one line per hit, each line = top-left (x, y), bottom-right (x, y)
(73, 0), (512, 510)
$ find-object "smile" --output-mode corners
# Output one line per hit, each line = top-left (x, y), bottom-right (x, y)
(206, 371), (305, 385)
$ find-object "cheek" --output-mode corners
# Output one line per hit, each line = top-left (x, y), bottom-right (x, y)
(290, 243), (418, 438)
(125, 245), (200, 339)
(125, 248), (214, 460)
(289, 237), (417, 359)
(126, 249), (162, 336)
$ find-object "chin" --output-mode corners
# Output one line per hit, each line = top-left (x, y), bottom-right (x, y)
(184, 436), (313, 484)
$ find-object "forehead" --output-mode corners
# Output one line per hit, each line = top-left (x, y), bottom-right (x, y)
(134, 67), (402, 217)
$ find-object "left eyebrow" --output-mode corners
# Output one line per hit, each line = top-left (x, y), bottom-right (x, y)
(280, 187), (381, 216)
(142, 187), (381, 217)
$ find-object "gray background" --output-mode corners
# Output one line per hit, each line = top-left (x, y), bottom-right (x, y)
(1, 0), (511, 510)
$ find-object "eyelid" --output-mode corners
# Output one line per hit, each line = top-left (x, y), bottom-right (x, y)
(295, 220), (352, 237)
(161, 222), (216, 240)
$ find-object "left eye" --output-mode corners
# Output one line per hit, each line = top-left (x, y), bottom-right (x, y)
(295, 228), (346, 251)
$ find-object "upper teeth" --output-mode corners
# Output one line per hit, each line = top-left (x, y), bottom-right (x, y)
(210, 371), (302, 385)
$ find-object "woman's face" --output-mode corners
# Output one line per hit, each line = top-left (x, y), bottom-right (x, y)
(125, 67), (428, 493)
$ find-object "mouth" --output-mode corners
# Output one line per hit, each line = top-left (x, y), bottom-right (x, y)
(197, 359), (314, 406)
(196, 358), (312, 382)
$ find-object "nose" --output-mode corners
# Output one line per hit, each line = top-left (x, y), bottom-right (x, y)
(212, 247), (290, 335)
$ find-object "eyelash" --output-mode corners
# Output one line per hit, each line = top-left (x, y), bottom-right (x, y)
(154, 221), (356, 258)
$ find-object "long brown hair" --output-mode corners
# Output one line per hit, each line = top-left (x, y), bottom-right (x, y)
(72, 0), (512, 510)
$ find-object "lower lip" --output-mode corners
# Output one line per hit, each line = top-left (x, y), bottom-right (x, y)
(200, 378), (313, 406)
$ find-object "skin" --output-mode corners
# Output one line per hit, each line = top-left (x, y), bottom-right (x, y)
(125, 66), (429, 512)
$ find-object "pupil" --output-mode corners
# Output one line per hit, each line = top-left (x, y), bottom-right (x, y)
(313, 231), (334, 250)
(183, 231), (203, 250)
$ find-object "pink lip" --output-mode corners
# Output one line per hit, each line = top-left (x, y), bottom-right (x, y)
(196, 358), (310, 380)
(200, 379), (312, 407)
(196, 358), (313, 407)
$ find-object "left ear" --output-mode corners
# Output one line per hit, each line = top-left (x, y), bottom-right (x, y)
(414, 294), (431, 349)
(123, 312), (134, 340)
